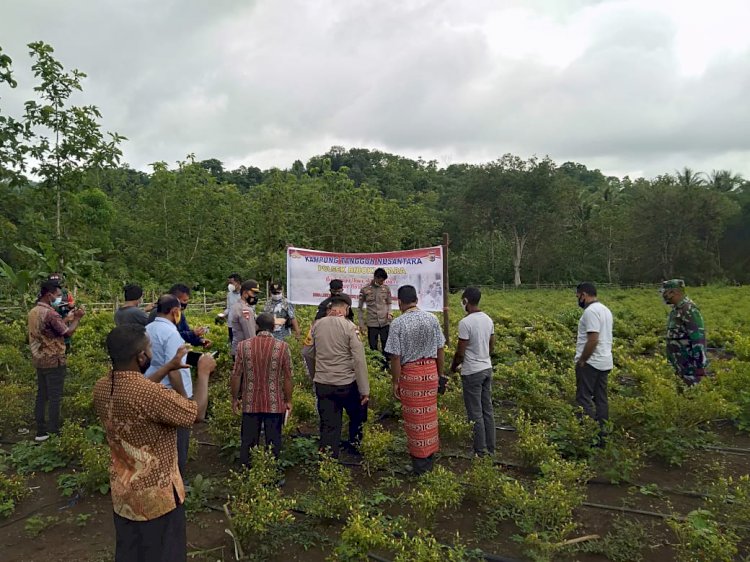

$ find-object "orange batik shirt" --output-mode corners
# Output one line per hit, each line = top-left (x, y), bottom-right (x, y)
(93, 371), (197, 521)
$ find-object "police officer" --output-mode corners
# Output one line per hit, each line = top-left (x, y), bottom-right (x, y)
(661, 279), (708, 385)
(357, 268), (393, 357)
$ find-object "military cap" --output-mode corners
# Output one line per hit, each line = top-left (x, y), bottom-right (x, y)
(660, 279), (685, 291)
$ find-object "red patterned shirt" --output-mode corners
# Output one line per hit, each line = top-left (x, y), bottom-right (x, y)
(27, 301), (68, 368)
(231, 332), (292, 414)
(93, 371), (197, 521)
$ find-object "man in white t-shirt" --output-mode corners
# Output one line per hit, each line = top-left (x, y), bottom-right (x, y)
(574, 282), (614, 441)
(450, 287), (496, 456)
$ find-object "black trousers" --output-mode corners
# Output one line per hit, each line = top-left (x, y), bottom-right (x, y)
(575, 363), (610, 426)
(35, 366), (66, 435)
(176, 426), (190, 482)
(113, 493), (186, 562)
(228, 327), (234, 348)
(367, 326), (390, 354)
(240, 412), (284, 465)
(316, 382), (368, 458)
(412, 454), (435, 475)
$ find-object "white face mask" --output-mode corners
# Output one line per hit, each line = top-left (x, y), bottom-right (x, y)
(228, 284), (236, 293)
(271, 293), (283, 301)
(461, 299), (468, 314)
(51, 295), (63, 306)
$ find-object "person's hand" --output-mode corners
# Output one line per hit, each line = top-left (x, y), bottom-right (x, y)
(167, 345), (190, 370)
(285, 401), (293, 414)
(232, 398), (242, 415)
(387, 312), (393, 321)
(576, 359), (586, 368)
(144, 303), (155, 313)
(74, 306), (86, 319)
(197, 353), (217, 377)
(194, 326), (208, 336)
(202, 339), (213, 349)
(360, 394), (369, 406)
(392, 383), (400, 401)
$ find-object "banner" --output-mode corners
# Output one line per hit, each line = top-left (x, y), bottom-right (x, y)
(286, 246), (444, 312)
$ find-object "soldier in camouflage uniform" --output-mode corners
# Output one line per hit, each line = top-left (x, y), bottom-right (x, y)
(661, 279), (708, 385)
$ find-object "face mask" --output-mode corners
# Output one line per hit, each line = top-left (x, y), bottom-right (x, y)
(180, 302), (188, 310)
(228, 284), (236, 293)
(174, 310), (182, 325)
(246, 294), (258, 305)
(271, 293), (283, 301)
(461, 299), (468, 314)
(51, 296), (63, 307)
(577, 298), (586, 309)
(138, 352), (152, 374)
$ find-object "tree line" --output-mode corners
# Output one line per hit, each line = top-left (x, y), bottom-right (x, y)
(1, 43), (748, 301)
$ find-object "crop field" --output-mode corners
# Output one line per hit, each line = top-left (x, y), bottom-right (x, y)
(1, 286), (750, 561)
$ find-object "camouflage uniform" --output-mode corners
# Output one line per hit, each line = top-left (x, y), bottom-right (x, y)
(662, 280), (708, 385)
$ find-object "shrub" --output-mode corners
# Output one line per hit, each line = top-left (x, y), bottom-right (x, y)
(360, 423), (396, 476)
(333, 511), (396, 561)
(304, 452), (360, 520)
(667, 509), (739, 562)
(0, 472), (28, 518)
(404, 465), (464, 527)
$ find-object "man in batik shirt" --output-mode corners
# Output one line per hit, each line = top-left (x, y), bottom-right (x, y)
(231, 313), (293, 464)
(94, 324), (215, 562)
(385, 285), (445, 475)
(661, 279), (708, 385)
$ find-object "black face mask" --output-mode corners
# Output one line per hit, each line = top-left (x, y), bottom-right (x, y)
(245, 294), (258, 305)
(578, 298), (587, 309)
(180, 302), (188, 310)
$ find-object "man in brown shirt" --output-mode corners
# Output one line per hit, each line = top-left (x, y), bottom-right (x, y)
(28, 279), (85, 440)
(358, 268), (393, 357)
(94, 324), (216, 562)
(311, 297), (369, 458)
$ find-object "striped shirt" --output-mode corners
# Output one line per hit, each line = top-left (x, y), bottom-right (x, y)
(231, 332), (292, 413)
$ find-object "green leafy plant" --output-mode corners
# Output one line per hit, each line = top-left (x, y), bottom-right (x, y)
(303, 452), (360, 520)
(24, 514), (59, 537)
(404, 465), (464, 527)
(360, 423), (397, 476)
(10, 438), (68, 474)
(333, 511), (397, 561)
(667, 509), (739, 562)
(0, 471), (28, 518)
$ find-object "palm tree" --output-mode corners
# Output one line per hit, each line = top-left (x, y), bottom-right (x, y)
(675, 167), (705, 188)
(705, 169), (744, 192)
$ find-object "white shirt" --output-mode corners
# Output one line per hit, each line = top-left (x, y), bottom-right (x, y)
(457, 311), (494, 375)
(145, 317), (193, 398)
(575, 301), (613, 371)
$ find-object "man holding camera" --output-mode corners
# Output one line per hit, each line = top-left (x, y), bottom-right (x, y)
(28, 279), (85, 441)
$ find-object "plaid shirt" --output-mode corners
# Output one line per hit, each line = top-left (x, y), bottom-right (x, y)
(93, 371), (197, 521)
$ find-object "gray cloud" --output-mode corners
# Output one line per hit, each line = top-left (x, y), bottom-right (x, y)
(1, 0), (748, 178)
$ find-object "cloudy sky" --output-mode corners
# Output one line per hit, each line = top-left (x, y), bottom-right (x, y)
(1, 0), (749, 179)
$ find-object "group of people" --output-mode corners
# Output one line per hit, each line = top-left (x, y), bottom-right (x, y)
(25, 272), (708, 561)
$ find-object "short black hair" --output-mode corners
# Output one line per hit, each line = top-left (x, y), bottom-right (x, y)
(328, 295), (351, 308)
(106, 325), (148, 366)
(576, 282), (597, 297)
(397, 285), (417, 304)
(462, 286), (481, 306)
(373, 268), (388, 280)
(156, 294), (180, 314)
(168, 283), (191, 296)
(40, 280), (61, 297)
(329, 279), (344, 291)
(255, 312), (275, 333)
(228, 273), (242, 283)
(124, 284), (143, 301)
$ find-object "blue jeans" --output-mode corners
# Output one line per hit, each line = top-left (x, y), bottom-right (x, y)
(461, 368), (496, 455)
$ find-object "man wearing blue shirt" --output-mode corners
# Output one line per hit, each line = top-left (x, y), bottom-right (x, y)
(146, 294), (195, 479)
(149, 284), (212, 349)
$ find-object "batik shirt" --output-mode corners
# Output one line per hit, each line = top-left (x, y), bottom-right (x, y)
(231, 332), (292, 413)
(93, 371), (197, 521)
(27, 302), (68, 368)
(666, 297), (708, 383)
(384, 308), (446, 365)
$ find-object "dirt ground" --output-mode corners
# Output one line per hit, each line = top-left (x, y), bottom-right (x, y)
(2, 423), (750, 561)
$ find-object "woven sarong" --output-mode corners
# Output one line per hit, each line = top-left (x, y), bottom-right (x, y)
(399, 358), (440, 459)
